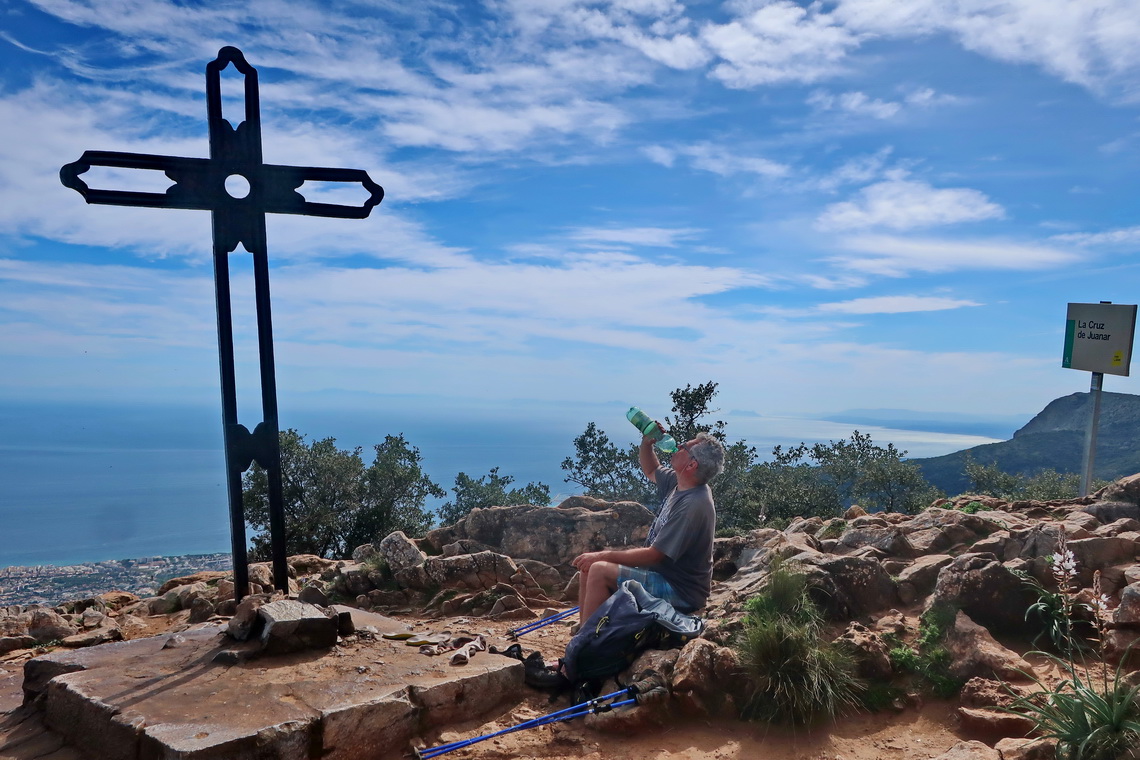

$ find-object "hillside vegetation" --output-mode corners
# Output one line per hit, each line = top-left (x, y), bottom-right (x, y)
(913, 392), (1140, 495)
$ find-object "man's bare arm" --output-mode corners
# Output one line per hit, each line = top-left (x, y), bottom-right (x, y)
(572, 546), (666, 574)
(638, 435), (660, 481)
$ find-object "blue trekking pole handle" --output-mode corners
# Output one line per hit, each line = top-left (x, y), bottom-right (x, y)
(415, 687), (633, 758)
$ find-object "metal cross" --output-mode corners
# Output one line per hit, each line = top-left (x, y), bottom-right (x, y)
(60, 47), (384, 601)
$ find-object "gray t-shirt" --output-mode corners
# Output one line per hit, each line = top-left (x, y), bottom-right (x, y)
(646, 465), (715, 612)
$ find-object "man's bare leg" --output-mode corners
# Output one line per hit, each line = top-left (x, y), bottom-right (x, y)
(580, 560), (619, 623)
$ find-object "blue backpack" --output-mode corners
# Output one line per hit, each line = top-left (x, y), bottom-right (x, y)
(562, 580), (704, 685)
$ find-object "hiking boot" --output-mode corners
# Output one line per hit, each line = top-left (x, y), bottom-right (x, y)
(523, 654), (570, 691)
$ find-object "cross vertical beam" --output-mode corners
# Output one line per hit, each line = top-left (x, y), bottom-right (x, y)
(61, 47), (384, 601)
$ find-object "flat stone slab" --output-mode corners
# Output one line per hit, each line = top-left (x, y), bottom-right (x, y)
(24, 622), (522, 759)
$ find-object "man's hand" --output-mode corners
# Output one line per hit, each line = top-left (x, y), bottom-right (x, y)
(572, 551), (609, 573)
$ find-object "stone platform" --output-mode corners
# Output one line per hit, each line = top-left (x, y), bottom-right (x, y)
(19, 609), (522, 760)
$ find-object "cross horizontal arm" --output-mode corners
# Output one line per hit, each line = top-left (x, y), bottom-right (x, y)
(60, 150), (212, 210)
(260, 165), (384, 218)
(62, 150), (384, 218)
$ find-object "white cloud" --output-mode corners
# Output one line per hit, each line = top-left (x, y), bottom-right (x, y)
(817, 179), (1005, 231)
(1051, 226), (1140, 246)
(641, 144), (675, 167)
(642, 142), (790, 177)
(832, 235), (1080, 276)
(807, 90), (901, 119)
(813, 147), (896, 193)
(568, 226), (704, 247)
(816, 295), (982, 314)
(701, 1), (861, 87)
(832, 0), (1140, 98)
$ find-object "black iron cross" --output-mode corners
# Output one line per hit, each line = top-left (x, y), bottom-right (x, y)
(60, 47), (384, 601)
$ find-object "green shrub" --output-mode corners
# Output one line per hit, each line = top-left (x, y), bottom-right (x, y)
(734, 563), (863, 724)
(958, 500), (992, 514)
(818, 519), (846, 540)
(887, 605), (964, 699)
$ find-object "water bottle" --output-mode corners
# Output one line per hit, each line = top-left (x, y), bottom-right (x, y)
(626, 407), (678, 453)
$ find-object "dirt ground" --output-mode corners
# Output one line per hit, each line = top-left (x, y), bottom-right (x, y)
(416, 692), (965, 760)
(0, 609), (977, 760)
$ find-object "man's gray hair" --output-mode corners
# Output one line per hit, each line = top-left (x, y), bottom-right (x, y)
(690, 432), (726, 485)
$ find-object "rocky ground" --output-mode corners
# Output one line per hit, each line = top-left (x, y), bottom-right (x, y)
(2, 475), (1140, 759)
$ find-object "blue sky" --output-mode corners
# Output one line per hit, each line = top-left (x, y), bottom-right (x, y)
(3, 0), (1140, 461)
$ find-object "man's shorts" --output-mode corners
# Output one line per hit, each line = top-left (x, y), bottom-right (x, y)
(616, 565), (687, 610)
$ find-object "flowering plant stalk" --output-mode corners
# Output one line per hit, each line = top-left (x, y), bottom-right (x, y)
(1004, 527), (1140, 760)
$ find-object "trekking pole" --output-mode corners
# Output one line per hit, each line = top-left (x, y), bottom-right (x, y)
(413, 687), (634, 759)
(507, 606), (579, 639)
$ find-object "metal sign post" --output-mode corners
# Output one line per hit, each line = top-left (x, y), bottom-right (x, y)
(60, 47), (384, 600)
(1062, 301), (1138, 496)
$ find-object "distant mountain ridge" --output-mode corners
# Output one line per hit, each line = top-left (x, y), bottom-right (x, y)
(911, 391), (1140, 495)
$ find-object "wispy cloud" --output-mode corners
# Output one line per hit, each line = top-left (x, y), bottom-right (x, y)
(816, 295), (982, 314)
(832, 235), (1079, 276)
(807, 90), (901, 119)
(568, 226), (704, 247)
(817, 178), (1005, 231)
(641, 142), (790, 177)
(1051, 225), (1140, 246)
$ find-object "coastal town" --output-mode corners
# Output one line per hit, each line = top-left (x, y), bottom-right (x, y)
(0, 553), (232, 607)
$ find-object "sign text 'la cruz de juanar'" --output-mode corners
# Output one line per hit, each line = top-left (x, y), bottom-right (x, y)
(1062, 302), (1137, 377)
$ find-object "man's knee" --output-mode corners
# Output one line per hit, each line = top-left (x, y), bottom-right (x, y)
(587, 561), (619, 588)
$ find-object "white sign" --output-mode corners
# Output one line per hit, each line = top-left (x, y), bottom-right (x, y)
(1062, 302), (1137, 376)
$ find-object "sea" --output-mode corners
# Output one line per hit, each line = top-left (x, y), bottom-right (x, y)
(0, 399), (1011, 569)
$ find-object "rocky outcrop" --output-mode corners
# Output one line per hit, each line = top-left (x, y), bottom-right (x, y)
(928, 554), (1039, 633)
(945, 611), (1035, 681)
(424, 498), (653, 567)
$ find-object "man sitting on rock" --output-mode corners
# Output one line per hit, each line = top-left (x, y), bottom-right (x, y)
(571, 430), (726, 623)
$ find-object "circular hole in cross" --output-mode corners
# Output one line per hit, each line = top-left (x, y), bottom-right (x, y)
(224, 174), (251, 199)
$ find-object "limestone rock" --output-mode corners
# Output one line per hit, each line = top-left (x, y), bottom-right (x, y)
(994, 737), (1058, 760)
(1093, 474), (1140, 506)
(28, 609), (78, 643)
(798, 554), (898, 619)
(444, 501), (653, 567)
(671, 638), (720, 717)
(288, 554), (338, 575)
(0, 635), (35, 654)
(298, 585), (329, 607)
(188, 596), (216, 624)
(396, 551), (519, 593)
(98, 591), (140, 611)
(896, 554), (954, 604)
(157, 571), (228, 595)
(836, 621), (892, 679)
(945, 611), (1035, 681)
(60, 621), (122, 648)
(929, 740), (1001, 760)
(838, 526), (916, 558)
(351, 543), (377, 563)
(227, 594), (271, 642)
(957, 706), (1036, 740)
(1114, 582), (1140, 626)
(516, 559), (565, 593)
(258, 600), (338, 655)
(379, 531), (427, 572)
(929, 553), (1037, 633)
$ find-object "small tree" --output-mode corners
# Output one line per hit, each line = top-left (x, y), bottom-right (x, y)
(751, 444), (843, 523)
(244, 429), (442, 559)
(561, 422), (653, 503)
(439, 467), (551, 526)
(665, 381), (727, 443)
